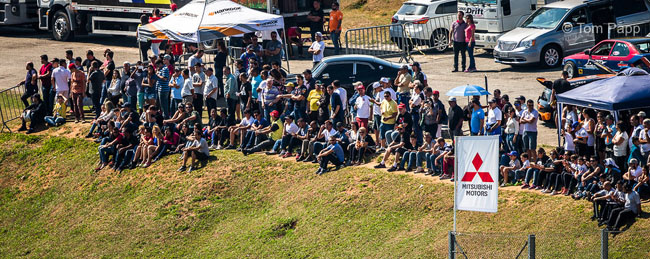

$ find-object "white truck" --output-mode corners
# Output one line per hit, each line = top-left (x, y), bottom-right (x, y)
(457, 0), (555, 49)
(1, 0), (38, 26)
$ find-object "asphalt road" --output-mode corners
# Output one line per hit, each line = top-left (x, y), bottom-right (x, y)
(0, 26), (562, 146)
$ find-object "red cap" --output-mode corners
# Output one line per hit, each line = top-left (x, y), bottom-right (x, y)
(398, 103), (407, 109)
(356, 85), (365, 90)
(432, 90), (440, 95)
(68, 63), (76, 69)
(270, 110), (280, 118)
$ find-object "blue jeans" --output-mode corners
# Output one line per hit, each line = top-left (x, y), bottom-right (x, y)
(153, 144), (168, 161)
(385, 130), (400, 145)
(171, 98), (183, 113)
(411, 111), (422, 145)
(505, 133), (516, 153)
(272, 139), (283, 152)
(99, 145), (115, 164)
(100, 81), (110, 105)
(379, 123), (394, 140)
(263, 103), (276, 122)
(44, 116), (65, 126)
(331, 31), (341, 55)
(158, 90), (170, 119)
(397, 93), (410, 111)
(467, 41), (476, 70)
(417, 152), (434, 169)
(292, 107), (306, 121)
(399, 151), (417, 169)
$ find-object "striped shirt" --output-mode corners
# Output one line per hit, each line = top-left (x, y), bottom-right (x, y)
(156, 66), (170, 92)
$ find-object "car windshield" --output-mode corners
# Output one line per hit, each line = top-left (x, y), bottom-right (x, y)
(459, 0), (497, 4)
(397, 3), (428, 15)
(636, 42), (650, 54)
(521, 7), (569, 29)
(312, 61), (327, 76)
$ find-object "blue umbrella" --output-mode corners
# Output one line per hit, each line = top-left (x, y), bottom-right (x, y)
(446, 84), (490, 97)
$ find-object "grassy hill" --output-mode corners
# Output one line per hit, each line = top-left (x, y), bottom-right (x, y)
(341, 0), (404, 31)
(0, 132), (649, 258)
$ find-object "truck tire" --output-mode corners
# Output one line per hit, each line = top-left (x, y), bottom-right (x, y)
(430, 29), (449, 52)
(563, 61), (578, 79)
(52, 10), (74, 41)
(540, 45), (562, 68)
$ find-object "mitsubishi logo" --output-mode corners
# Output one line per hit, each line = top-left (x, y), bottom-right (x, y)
(461, 153), (494, 182)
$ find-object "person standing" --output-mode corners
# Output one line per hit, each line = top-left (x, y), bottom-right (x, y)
(447, 97), (464, 139)
(469, 99), (484, 136)
(69, 64), (87, 123)
(485, 98), (502, 138)
(154, 60), (170, 118)
(394, 65), (412, 108)
(188, 50), (204, 75)
(137, 15), (151, 61)
(169, 68), (184, 111)
(87, 61), (105, 118)
(224, 66), (239, 123)
(521, 99), (540, 160)
(448, 11), (468, 73)
(329, 2), (343, 55)
(214, 40), (228, 98)
(204, 67), (219, 115)
(263, 31), (283, 65)
(18, 62), (38, 108)
(464, 14), (476, 72)
(37, 55), (54, 114)
(307, 0), (324, 41)
(308, 32), (326, 67)
(354, 84), (371, 129)
(52, 59), (71, 98)
(191, 63), (205, 118)
(100, 50), (115, 105)
(82, 50), (98, 72)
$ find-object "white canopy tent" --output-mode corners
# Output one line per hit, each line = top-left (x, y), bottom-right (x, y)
(138, 0), (289, 70)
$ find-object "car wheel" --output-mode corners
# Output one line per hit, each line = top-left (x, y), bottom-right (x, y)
(540, 45), (562, 68)
(431, 29), (449, 52)
(563, 61), (578, 79)
(52, 10), (74, 41)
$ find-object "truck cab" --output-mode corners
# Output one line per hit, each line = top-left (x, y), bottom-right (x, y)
(457, 0), (540, 49)
(1, 0), (38, 26)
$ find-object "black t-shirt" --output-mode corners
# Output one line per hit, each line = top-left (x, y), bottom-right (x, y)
(208, 116), (221, 128)
(362, 134), (376, 147)
(396, 112), (413, 135)
(82, 57), (97, 71)
(448, 105), (464, 129)
(553, 79), (571, 94)
(88, 70), (105, 95)
(295, 85), (308, 108)
(395, 133), (413, 150)
(106, 60), (115, 79)
(305, 78), (316, 91)
(309, 8), (324, 31)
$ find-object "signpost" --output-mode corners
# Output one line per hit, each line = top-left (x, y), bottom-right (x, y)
(453, 136), (500, 232)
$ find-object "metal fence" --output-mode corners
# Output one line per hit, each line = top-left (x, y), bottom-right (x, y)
(0, 85), (27, 132)
(344, 14), (455, 62)
(449, 229), (648, 258)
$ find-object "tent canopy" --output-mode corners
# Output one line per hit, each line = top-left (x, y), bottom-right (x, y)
(138, 0), (284, 43)
(556, 68), (650, 111)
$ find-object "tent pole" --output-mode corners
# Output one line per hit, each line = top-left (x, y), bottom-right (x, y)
(557, 103), (562, 147)
(282, 28), (291, 74)
(614, 110), (619, 123)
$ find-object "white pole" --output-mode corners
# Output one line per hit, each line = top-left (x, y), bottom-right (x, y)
(281, 28), (291, 74)
(453, 136), (458, 233)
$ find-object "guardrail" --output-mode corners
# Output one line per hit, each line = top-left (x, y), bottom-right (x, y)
(0, 85), (27, 132)
(344, 14), (456, 63)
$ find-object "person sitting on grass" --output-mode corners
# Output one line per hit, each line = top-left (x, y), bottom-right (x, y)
(237, 110), (270, 151)
(45, 94), (68, 127)
(296, 121), (320, 162)
(18, 94), (46, 134)
(374, 125), (409, 171)
(142, 125), (164, 167)
(500, 151), (521, 187)
(633, 165), (649, 199)
(151, 126), (179, 163)
(173, 124), (192, 154)
(225, 109), (253, 150)
(87, 101), (116, 138)
(178, 128), (210, 173)
(512, 153), (531, 185)
(242, 110), (284, 156)
(316, 136), (345, 175)
(277, 115), (300, 158)
(349, 127), (375, 166)
(398, 135), (420, 172)
(132, 126), (153, 168)
(207, 108), (232, 150)
(415, 133), (435, 174)
(606, 183), (641, 232)
(111, 126), (138, 172)
(163, 102), (187, 130)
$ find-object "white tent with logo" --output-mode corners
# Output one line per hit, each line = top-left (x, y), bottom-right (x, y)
(137, 0), (284, 43)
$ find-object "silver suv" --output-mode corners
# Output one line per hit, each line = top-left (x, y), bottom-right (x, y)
(494, 0), (650, 67)
(389, 0), (457, 52)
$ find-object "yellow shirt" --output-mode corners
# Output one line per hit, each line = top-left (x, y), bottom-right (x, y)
(307, 89), (322, 112)
(380, 99), (397, 124)
(53, 102), (67, 118)
(329, 10), (343, 32)
(397, 73), (412, 93)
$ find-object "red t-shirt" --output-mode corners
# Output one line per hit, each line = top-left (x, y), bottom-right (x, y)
(171, 42), (183, 56)
(149, 16), (163, 43)
(170, 3), (177, 11)
(39, 63), (53, 87)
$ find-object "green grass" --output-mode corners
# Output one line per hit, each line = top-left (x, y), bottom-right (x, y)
(0, 133), (649, 258)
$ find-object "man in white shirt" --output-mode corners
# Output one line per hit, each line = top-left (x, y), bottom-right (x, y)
(486, 98), (502, 137)
(380, 77), (397, 100)
(372, 82), (384, 144)
(336, 81), (349, 112)
(204, 67), (219, 114)
(51, 59), (71, 97)
(308, 32), (326, 66)
(278, 115), (300, 156)
(354, 84), (371, 129)
(188, 50), (204, 75)
(520, 99), (539, 159)
(180, 69), (194, 105)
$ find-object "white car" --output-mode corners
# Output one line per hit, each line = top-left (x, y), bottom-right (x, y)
(389, 0), (457, 52)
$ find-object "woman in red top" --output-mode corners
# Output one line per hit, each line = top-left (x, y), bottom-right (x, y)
(464, 14), (477, 72)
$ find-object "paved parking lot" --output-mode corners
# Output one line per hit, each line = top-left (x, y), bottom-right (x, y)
(1, 26), (562, 146)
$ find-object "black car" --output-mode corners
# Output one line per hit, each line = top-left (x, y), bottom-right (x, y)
(287, 55), (411, 97)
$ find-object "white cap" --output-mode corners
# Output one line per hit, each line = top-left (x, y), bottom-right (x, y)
(372, 82), (381, 88)
(603, 158), (618, 168)
(448, 97), (457, 102)
(315, 31), (323, 37)
(380, 77), (390, 83)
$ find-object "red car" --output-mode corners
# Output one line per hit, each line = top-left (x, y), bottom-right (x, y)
(562, 38), (650, 79)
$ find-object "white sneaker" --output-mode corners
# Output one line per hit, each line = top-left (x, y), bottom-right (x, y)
(216, 145), (223, 150)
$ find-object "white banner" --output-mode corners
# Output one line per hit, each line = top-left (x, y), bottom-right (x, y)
(455, 136), (499, 213)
